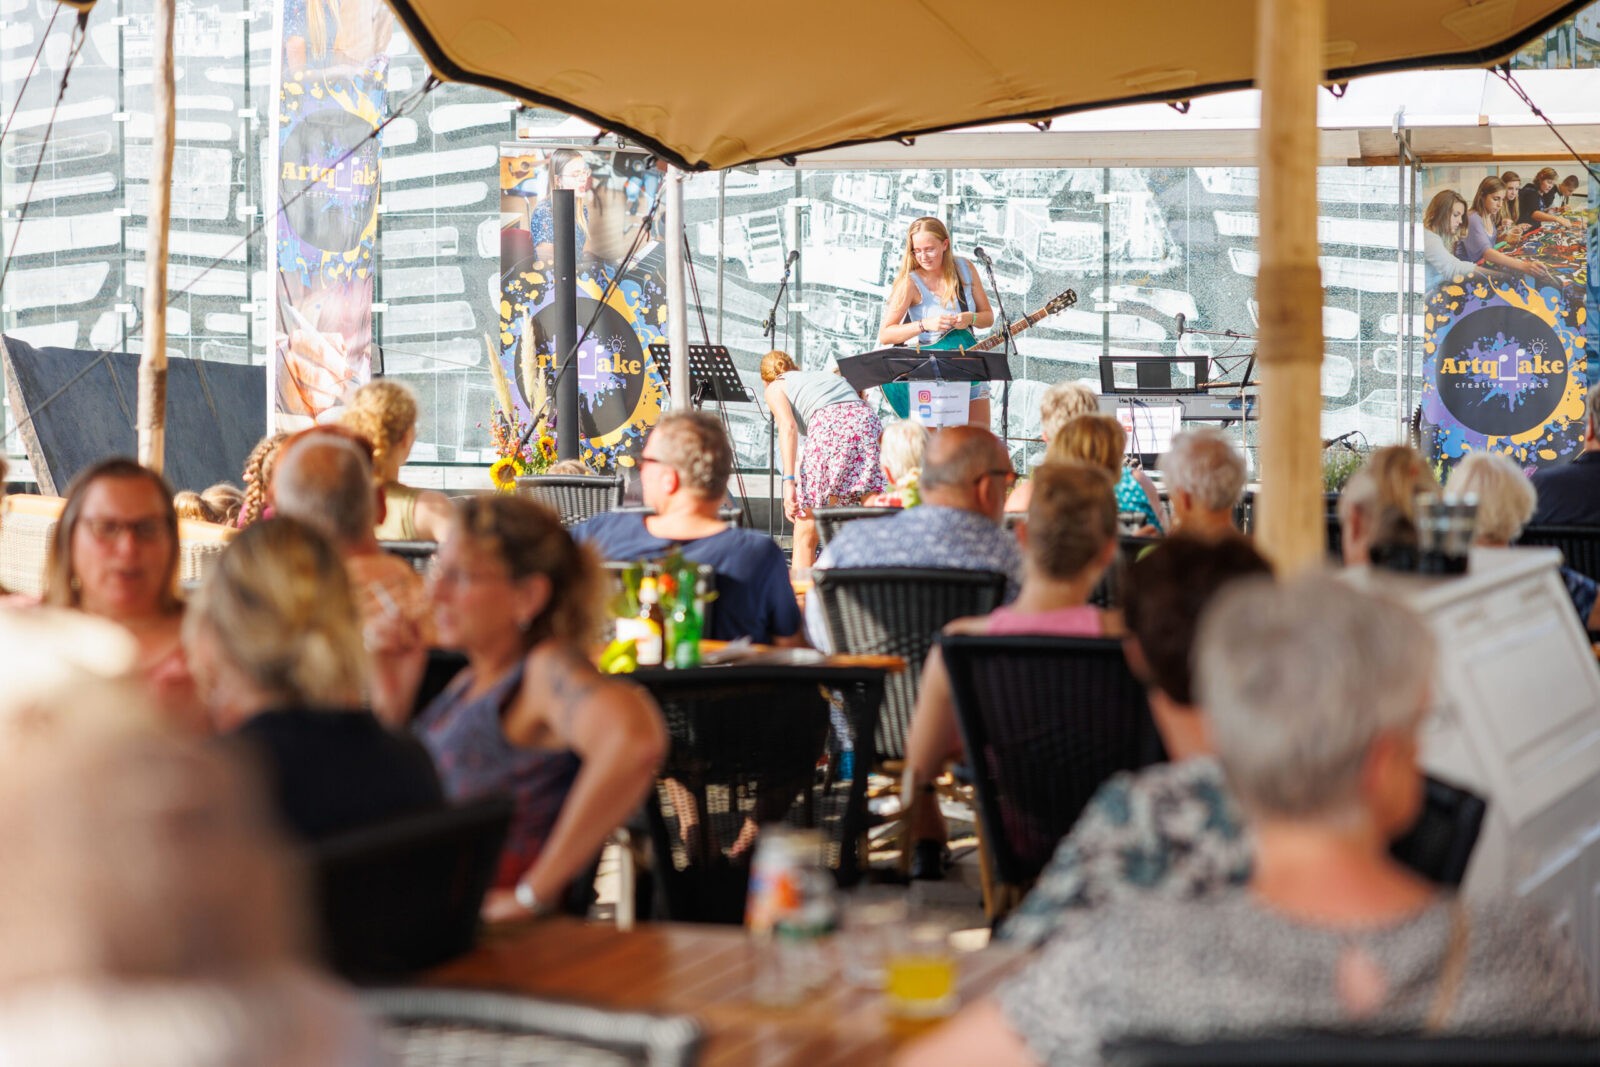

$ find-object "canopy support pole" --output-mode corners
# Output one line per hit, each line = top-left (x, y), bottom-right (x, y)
(665, 167), (690, 411)
(1254, 0), (1326, 571)
(137, 0), (176, 473)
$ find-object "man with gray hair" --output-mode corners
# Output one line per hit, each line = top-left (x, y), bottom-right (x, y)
(905, 574), (1596, 1064)
(808, 425), (1022, 648)
(1160, 427), (1248, 539)
(574, 412), (802, 645)
(273, 432), (434, 651)
(1529, 380), (1600, 525)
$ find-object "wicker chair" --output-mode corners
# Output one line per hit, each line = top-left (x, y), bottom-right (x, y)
(365, 988), (702, 1067)
(630, 663), (885, 922)
(516, 474), (626, 526)
(810, 567), (1009, 764)
(0, 493), (62, 596)
(1516, 524), (1600, 582)
(940, 633), (1165, 921)
(1106, 1036), (1600, 1067)
(307, 794), (511, 980)
(812, 505), (898, 547)
(1389, 774), (1487, 888)
(178, 517), (236, 587)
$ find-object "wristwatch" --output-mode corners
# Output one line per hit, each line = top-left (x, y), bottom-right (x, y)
(514, 879), (548, 915)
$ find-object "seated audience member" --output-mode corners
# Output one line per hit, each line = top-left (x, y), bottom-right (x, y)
(807, 425), (1023, 649)
(43, 458), (203, 733)
(0, 641), (386, 1065)
(413, 495), (667, 920)
(272, 431), (436, 711)
(238, 431), (288, 528)
(1447, 450), (1600, 631)
(1160, 428), (1247, 539)
(902, 462), (1121, 879)
(1337, 445), (1438, 566)
(1530, 382), (1600, 526)
(574, 412), (802, 645)
(174, 483), (244, 527)
(1051, 414), (1165, 533)
(862, 419), (928, 508)
(185, 517), (443, 842)
(1000, 535), (1271, 945)
(1004, 380), (1098, 513)
(901, 576), (1598, 1065)
(546, 458), (590, 475)
(340, 380), (454, 543)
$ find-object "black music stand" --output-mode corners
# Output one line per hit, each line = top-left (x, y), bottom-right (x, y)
(837, 346), (1011, 394)
(647, 343), (754, 407)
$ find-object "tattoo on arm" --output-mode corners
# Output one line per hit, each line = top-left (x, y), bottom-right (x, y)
(547, 648), (600, 737)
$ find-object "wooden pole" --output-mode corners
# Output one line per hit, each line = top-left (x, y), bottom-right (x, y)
(1253, 0), (1326, 572)
(137, 0), (176, 473)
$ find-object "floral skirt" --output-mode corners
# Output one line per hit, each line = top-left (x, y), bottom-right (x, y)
(799, 402), (885, 509)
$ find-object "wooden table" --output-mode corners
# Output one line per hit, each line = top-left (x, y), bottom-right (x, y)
(424, 917), (1025, 1067)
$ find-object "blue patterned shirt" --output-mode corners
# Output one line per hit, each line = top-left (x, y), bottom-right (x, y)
(805, 504), (1022, 650)
(999, 755), (1252, 948)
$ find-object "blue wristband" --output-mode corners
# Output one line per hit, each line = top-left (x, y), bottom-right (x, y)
(782, 475), (796, 482)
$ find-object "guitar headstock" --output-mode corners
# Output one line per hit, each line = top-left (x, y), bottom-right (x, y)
(1045, 289), (1078, 314)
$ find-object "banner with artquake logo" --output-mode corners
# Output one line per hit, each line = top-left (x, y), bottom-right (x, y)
(1419, 166), (1590, 474)
(266, 0), (396, 429)
(497, 142), (667, 473)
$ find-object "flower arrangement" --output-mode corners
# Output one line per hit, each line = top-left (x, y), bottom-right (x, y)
(486, 332), (556, 492)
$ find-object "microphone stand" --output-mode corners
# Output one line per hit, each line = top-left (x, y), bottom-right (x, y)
(761, 253), (796, 537)
(976, 252), (1013, 456)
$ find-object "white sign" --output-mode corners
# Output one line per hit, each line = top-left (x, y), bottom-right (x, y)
(909, 381), (971, 429)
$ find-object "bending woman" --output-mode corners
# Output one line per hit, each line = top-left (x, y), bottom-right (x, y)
(762, 350), (885, 579)
(1461, 177), (1552, 280)
(876, 216), (995, 429)
(409, 495), (666, 920)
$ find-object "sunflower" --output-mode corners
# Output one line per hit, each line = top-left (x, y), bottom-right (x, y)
(537, 434), (557, 461)
(489, 456), (520, 492)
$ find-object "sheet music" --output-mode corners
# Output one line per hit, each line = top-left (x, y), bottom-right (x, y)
(1115, 401), (1182, 455)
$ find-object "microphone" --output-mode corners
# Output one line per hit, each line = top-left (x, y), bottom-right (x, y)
(1175, 312), (1186, 337)
(1321, 430), (1359, 449)
(784, 249), (800, 267)
(972, 246), (993, 266)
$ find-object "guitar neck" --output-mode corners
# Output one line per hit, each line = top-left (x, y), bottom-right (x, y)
(971, 305), (1053, 353)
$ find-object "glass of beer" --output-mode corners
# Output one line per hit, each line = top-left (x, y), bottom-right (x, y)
(885, 921), (958, 1019)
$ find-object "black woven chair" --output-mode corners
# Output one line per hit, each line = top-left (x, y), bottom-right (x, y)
(1389, 775), (1487, 888)
(1106, 1035), (1600, 1067)
(365, 988), (703, 1067)
(813, 505), (899, 547)
(810, 567), (1009, 764)
(630, 663), (884, 922)
(1090, 534), (1161, 609)
(308, 794), (511, 980)
(1516, 524), (1600, 582)
(940, 633), (1165, 921)
(516, 474), (626, 526)
(380, 538), (438, 575)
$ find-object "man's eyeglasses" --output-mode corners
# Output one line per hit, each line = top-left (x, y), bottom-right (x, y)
(80, 517), (167, 544)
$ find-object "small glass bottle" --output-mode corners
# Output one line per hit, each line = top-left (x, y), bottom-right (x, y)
(634, 574), (665, 666)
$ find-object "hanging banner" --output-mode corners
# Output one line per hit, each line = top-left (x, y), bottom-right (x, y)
(498, 142), (667, 472)
(1418, 168), (1589, 473)
(267, 0), (395, 429)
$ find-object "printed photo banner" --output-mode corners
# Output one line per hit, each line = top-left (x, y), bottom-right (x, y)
(1418, 168), (1591, 474)
(267, 0), (395, 430)
(498, 143), (667, 472)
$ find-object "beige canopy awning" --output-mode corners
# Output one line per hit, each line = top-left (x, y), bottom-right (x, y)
(380, 0), (1590, 170)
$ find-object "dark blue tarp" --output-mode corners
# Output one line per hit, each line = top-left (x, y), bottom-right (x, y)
(2, 337), (265, 495)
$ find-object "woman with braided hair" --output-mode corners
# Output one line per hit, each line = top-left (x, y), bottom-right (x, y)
(238, 432), (288, 529)
(339, 380), (453, 543)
